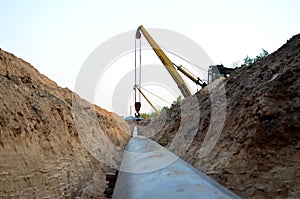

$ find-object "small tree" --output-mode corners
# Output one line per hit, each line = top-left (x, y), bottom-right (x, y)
(241, 49), (269, 67)
(160, 106), (169, 113)
(140, 113), (150, 119)
(172, 95), (183, 106)
(243, 55), (254, 66)
(253, 48), (269, 63)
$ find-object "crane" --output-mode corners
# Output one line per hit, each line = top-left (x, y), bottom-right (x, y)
(136, 25), (207, 97)
(134, 25), (207, 118)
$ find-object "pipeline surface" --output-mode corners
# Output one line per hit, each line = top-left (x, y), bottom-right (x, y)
(112, 127), (240, 199)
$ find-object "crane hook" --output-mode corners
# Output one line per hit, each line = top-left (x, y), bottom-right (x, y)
(134, 102), (141, 118)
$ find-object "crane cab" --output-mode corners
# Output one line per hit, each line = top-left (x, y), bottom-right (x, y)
(208, 64), (236, 83)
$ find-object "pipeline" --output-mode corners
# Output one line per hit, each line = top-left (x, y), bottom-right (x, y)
(111, 127), (240, 199)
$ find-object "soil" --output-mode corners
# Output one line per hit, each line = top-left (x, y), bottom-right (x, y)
(0, 49), (130, 198)
(139, 34), (300, 198)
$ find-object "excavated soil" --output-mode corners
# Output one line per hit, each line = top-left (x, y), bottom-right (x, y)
(0, 49), (130, 198)
(139, 34), (300, 198)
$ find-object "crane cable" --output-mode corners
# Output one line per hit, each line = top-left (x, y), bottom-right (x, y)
(134, 31), (142, 117)
(140, 86), (171, 104)
(160, 46), (208, 75)
(160, 46), (207, 89)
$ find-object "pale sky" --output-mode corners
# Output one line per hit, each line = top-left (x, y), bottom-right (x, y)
(1, 0), (299, 115)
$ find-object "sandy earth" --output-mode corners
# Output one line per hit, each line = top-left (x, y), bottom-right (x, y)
(0, 49), (130, 198)
(139, 33), (300, 198)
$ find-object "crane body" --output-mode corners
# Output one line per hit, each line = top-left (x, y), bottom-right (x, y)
(136, 25), (192, 98)
(134, 25), (207, 118)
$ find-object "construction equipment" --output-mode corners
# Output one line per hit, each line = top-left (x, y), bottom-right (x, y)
(134, 25), (207, 117)
(136, 25), (206, 97)
(208, 64), (236, 83)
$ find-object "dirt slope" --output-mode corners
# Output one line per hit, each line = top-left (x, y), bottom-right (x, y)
(0, 49), (130, 198)
(140, 34), (300, 198)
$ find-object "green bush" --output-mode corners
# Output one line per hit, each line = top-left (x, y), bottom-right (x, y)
(242, 49), (269, 66)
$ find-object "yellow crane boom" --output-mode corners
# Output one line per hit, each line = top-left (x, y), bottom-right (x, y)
(136, 25), (192, 98)
(136, 25), (207, 99)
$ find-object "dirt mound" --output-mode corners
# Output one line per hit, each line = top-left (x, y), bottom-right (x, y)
(0, 49), (130, 198)
(140, 34), (300, 198)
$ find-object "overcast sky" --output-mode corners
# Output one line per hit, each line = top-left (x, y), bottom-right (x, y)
(1, 0), (299, 114)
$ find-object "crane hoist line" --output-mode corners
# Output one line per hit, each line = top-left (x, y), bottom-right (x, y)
(134, 30), (142, 118)
(134, 25), (207, 119)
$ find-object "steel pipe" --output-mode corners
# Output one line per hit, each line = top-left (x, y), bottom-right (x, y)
(112, 129), (240, 199)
